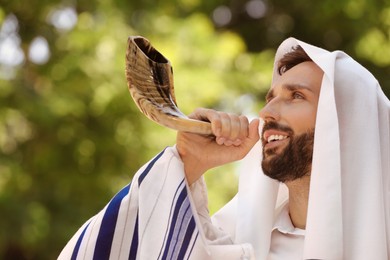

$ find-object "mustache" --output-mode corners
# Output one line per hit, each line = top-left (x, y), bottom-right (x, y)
(261, 121), (294, 136)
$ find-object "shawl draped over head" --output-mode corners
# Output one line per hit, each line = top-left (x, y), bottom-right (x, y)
(213, 37), (390, 259)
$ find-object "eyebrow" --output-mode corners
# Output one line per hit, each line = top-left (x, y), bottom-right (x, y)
(265, 83), (314, 101)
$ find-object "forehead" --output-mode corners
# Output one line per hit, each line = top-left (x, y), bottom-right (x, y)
(270, 61), (323, 94)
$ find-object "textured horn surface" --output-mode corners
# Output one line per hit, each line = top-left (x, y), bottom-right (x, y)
(125, 36), (212, 135)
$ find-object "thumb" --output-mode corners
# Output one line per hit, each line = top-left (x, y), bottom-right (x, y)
(248, 118), (260, 143)
(238, 118), (260, 158)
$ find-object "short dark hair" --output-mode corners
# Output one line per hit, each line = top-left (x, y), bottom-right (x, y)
(277, 45), (312, 75)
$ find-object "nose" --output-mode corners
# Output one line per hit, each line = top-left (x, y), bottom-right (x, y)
(259, 100), (281, 122)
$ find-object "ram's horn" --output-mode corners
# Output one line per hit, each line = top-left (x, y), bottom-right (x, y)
(125, 36), (212, 135)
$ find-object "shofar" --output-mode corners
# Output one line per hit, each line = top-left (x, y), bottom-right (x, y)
(125, 36), (212, 135)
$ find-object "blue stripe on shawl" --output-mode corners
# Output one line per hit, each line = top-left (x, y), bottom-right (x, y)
(128, 213), (139, 259)
(138, 148), (166, 185)
(157, 180), (185, 259)
(169, 203), (193, 259)
(178, 217), (196, 260)
(185, 232), (199, 260)
(93, 184), (130, 259)
(160, 183), (197, 260)
(169, 204), (192, 259)
(161, 186), (187, 259)
(71, 221), (91, 260)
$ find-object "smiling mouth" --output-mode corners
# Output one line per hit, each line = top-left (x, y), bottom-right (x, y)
(267, 134), (288, 143)
(263, 134), (290, 152)
(261, 121), (293, 152)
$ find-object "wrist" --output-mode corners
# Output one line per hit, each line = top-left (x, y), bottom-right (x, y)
(183, 156), (207, 185)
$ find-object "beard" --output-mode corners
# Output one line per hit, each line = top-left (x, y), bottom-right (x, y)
(261, 122), (315, 183)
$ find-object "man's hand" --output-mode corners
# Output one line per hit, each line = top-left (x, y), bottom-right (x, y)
(176, 108), (260, 185)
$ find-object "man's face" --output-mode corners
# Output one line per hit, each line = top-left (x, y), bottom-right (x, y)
(259, 61), (323, 182)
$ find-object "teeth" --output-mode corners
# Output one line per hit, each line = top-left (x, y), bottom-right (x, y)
(267, 134), (287, 143)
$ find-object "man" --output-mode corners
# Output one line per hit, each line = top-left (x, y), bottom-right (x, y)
(59, 38), (390, 259)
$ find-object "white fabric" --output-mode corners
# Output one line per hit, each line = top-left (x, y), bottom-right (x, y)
(214, 38), (390, 259)
(60, 38), (390, 260)
(193, 178), (306, 260)
(268, 202), (305, 260)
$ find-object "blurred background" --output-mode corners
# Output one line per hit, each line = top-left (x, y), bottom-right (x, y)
(0, 0), (389, 259)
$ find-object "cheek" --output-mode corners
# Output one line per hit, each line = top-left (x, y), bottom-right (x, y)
(285, 107), (317, 132)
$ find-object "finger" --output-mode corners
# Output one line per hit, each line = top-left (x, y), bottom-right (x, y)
(218, 113), (244, 146)
(190, 108), (222, 137)
(189, 108), (210, 121)
(226, 114), (243, 145)
(233, 119), (259, 153)
(238, 115), (249, 139)
(215, 112), (231, 145)
(232, 115), (249, 146)
(218, 112), (232, 138)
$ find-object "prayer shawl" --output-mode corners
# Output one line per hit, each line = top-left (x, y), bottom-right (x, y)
(59, 38), (390, 259)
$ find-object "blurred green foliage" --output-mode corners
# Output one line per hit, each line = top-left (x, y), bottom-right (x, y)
(0, 0), (389, 258)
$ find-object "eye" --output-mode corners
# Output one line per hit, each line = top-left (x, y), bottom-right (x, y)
(292, 91), (304, 100)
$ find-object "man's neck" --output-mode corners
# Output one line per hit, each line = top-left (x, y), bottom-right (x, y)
(285, 175), (310, 229)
